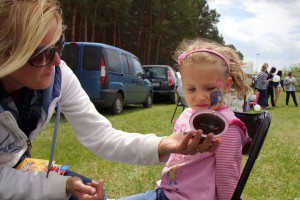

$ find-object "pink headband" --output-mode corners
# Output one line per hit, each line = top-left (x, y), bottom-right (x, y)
(177, 49), (230, 72)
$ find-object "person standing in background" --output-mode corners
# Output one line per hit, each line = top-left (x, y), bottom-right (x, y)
(267, 67), (277, 107)
(274, 70), (283, 106)
(255, 63), (269, 109)
(284, 71), (298, 107)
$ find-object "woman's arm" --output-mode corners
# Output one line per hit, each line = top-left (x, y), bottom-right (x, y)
(59, 61), (218, 165)
(0, 167), (69, 200)
(59, 61), (163, 165)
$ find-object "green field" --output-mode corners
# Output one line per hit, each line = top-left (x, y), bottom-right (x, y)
(31, 92), (300, 199)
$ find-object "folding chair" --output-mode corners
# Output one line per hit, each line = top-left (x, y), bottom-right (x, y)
(170, 75), (188, 123)
(170, 93), (187, 124)
(232, 111), (272, 200)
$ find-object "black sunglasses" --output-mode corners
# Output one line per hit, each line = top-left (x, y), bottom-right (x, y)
(28, 34), (65, 67)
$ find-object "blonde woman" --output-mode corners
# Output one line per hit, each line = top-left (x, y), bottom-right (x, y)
(0, 1), (219, 199)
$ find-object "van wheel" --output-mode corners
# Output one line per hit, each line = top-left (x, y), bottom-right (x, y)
(143, 93), (153, 108)
(110, 93), (124, 114)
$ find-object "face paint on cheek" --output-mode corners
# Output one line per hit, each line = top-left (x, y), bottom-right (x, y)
(216, 79), (225, 89)
(209, 90), (223, 108)
(209, 79), (225, 109)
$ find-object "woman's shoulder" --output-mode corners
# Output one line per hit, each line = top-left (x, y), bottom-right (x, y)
(59, 60), (80, 83)
(59, 60), (72, 74)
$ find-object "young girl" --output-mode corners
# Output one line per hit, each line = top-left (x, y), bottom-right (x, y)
(119, 38), (251, 200)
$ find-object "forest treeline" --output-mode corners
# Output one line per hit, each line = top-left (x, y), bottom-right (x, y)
(60, 0), (242, 66)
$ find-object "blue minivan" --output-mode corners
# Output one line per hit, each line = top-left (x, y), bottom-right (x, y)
(61, 42), (153, 114)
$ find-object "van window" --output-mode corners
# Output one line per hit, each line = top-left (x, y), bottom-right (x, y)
(61, 44), (79, 70)
(122, 54), (130, 74)
(82, 46), (101, 70)
(105, 48), (122, 73)
(133, 58), (143, 77)
(127, 56), (134, 75)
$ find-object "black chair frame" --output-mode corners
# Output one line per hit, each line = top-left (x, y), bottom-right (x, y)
(232, 111), (271, 200)
(170, 100), (187, 124)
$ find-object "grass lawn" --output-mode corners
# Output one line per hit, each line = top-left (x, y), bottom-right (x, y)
(31, 92), (300, 199)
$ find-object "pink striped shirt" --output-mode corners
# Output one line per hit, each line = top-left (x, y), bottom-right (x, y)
(156, 106), (248, 200)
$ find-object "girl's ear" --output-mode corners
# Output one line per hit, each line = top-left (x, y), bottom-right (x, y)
(224, 77), (233, 93)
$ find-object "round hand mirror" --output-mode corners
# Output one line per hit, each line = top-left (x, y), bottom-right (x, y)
(189, 109), (228, 139)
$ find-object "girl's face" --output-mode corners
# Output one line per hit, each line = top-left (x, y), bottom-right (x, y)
(1, 18), (61, 94)
(181, 61), (232, 111)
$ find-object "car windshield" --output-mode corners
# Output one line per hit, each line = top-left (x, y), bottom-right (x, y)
(144, 67), (167, 79)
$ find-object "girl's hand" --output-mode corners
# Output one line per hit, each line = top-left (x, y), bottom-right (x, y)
(158, 130), (221, 161)
(66, 177), (105, 200)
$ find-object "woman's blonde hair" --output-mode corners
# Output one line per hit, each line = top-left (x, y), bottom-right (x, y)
(173, 38), (251, 99)
(0, 0), (64, 78)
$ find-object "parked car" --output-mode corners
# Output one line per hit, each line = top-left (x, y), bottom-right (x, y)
(142, 65), (178, 103)
(61, 42), (153, 114)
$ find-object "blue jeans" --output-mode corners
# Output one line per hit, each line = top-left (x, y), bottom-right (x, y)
(118, 188), (169, 200)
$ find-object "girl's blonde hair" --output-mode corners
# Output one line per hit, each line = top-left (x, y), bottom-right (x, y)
(173, 38), (251, 99)
(0, 0), (64, 78)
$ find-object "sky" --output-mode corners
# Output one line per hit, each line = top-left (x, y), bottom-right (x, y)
(206, 0), (300, 73)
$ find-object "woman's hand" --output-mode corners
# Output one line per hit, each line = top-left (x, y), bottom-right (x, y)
(66, 177), (105, 200)
(158, 130), (221, 161)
